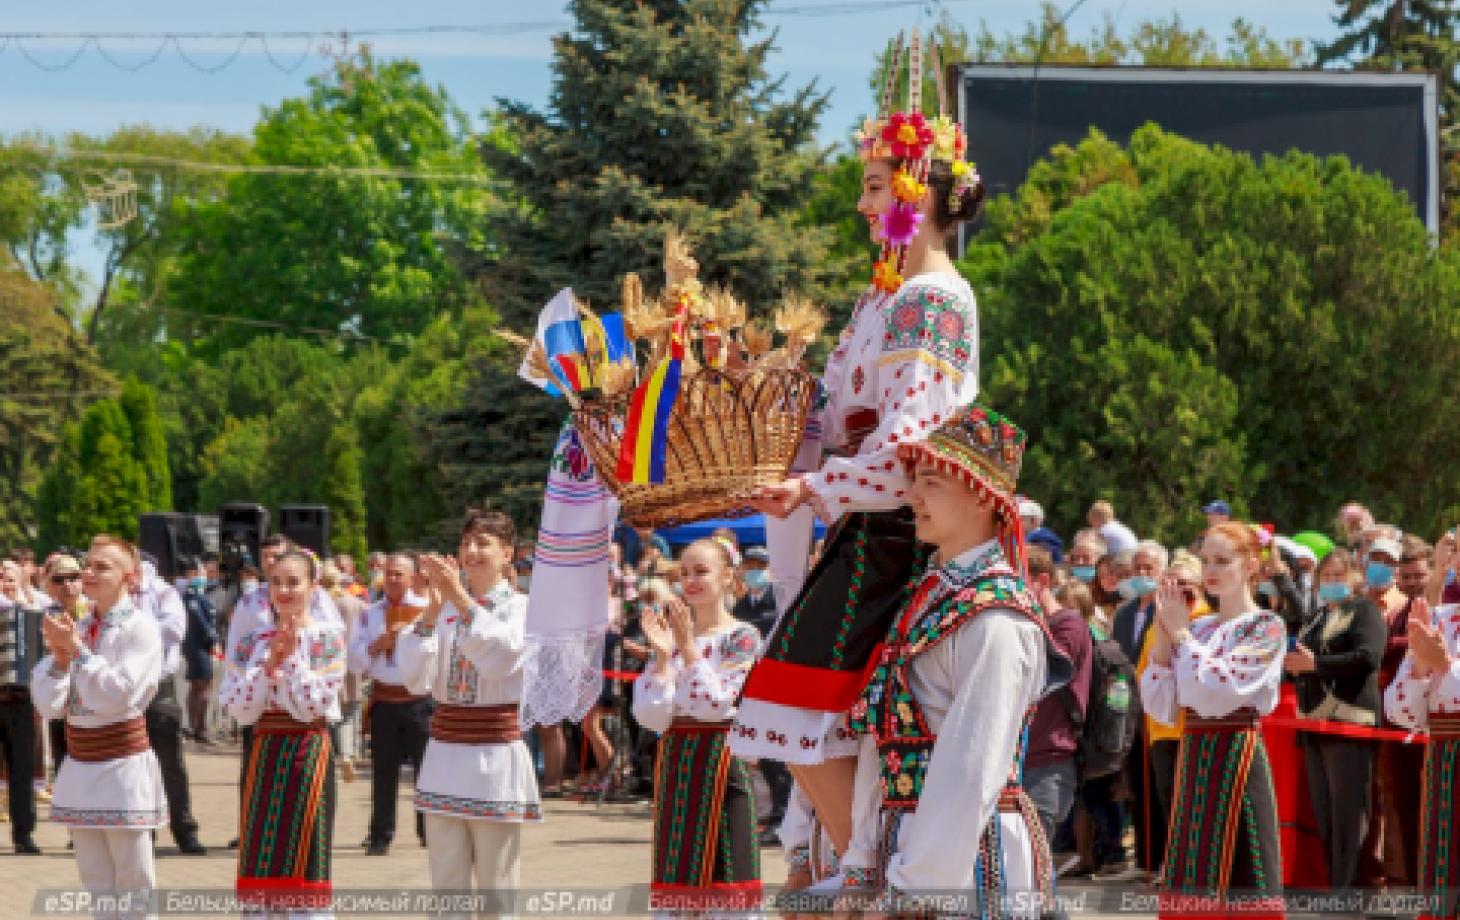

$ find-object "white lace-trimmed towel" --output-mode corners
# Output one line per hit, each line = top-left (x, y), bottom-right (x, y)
(521, 419), (618, 728)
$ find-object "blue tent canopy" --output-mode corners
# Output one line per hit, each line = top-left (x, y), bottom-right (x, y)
(658, 514), (826, 549)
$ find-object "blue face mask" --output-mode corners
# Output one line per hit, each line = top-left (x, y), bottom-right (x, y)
(742, 569), (769, 590)
(1122, 575), (1158, 598)
(1070, 565), (1097, 584)
(189, 576), (208, 592)
(1257, 580), (1276, 597)
(1318, 582), (1351, 603)
(1366, 561), (1395, 589)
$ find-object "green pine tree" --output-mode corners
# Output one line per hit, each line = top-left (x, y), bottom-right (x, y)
(119, 377), (172, 512)
(477, 0), (838, 329)
(322, 423), (369, 570)
(1316, 1), (1460, 237)
(444, 0), (839, 526)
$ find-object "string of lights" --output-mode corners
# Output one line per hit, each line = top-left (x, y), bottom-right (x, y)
(0, 2), (967, 74)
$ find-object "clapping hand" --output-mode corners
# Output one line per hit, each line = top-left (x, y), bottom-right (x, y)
(641, 606), (675, 675)
(1408, 618), (1451, 677)
(421, 554), (470, 612)
(265, 627), (298, 678)
(42, 613), (81, 669)
(1154, 574), (1190, 639)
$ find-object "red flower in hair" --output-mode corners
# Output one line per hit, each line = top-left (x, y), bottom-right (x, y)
(881, 112), (934, 161)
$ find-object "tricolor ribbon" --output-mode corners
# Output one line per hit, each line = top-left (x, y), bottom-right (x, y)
(616, 315), (685, 484)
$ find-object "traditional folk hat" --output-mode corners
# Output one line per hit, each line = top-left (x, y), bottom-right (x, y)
(897, 402), (1031, 571)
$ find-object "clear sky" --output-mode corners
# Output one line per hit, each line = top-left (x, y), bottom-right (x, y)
(0, 0), (1341, 291)
(1, 0), (1341, 143)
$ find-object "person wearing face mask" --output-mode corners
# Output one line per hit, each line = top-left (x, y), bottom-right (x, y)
(1363, 534), (1407, 630)
(732, 547), (777, 637)
(1109, 539), (1168, 880)
(1066, 532), (1109, 622)
(1284, 548), (1384, 895)
(1255, 541), (1309, 635)
(178, 558), (220, 745)
(1369, 536), (1433, 889)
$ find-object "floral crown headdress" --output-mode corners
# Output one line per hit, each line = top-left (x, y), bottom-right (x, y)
(855, 29), (981, 294)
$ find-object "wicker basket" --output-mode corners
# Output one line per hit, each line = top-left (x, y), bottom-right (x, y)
(572, 366), (817, 527)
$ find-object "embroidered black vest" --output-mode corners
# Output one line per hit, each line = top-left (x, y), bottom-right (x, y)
(849, 561), (1042, 811)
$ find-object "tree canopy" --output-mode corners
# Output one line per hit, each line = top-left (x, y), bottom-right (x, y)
(964, 124), (1460, 541)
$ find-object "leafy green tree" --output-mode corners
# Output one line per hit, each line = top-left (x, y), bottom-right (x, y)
(119, 377), (171, 512)
(0, 266), (113, 549)
(322, 423), (369, 569)
(965, 125), (1460, 541)
(354, 307), (497, 549)
(2, 129), (249, 341)
(170, 51), (492, 350)
(966, 5), (1307, 67)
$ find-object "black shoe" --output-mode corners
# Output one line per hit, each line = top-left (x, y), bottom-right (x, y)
(758, 829), (781, 848)
(226, 837), (238, 850)
(176, 836), (207, 856)
(13, 836), (39, 855)
(363, 837), (389, 856)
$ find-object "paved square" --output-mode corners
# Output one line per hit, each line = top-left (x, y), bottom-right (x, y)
(0, 741), (1137, 917)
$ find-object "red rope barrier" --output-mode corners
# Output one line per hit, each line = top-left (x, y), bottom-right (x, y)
(1264, 714), (1424, 744)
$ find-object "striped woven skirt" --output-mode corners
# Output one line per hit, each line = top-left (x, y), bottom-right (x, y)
(1418, 713), (1460, 920)
(1159, 710), (1283, 920)
(650, 719), (761, 912)
(237, 710), (335, 911)
(734, 510), (923, 763)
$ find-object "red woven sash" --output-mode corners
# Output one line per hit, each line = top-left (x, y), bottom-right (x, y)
(1429, 712), (1460, 737)
(1184, 707), (1260, 733)
(371, 680), (425, 704)
(66, 716), (149, 762)
(254, 708), (327, 735)
(430, 703), (521, 744)
(667, 717), (731, 734)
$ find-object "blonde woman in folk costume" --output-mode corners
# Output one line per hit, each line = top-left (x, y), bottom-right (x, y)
(737, 29), (986, 865)
(634, 540), (763, 912)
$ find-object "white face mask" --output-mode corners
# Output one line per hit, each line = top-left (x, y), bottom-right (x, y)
(240, 580), (259, 595)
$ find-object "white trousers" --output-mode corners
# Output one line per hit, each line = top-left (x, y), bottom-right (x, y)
(424, 814), (521, 919)
(71, 827), (155, 920)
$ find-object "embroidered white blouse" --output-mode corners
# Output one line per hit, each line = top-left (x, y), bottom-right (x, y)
(394, 584), (541, 823)
(806, 272), (979, 520)
(218, 620), (347, 725)
(1139, 611), (1286, 726)
(31, 598), (168, 828)
(632, 622), (761, 732)
(1384, 603), (1460, 730)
